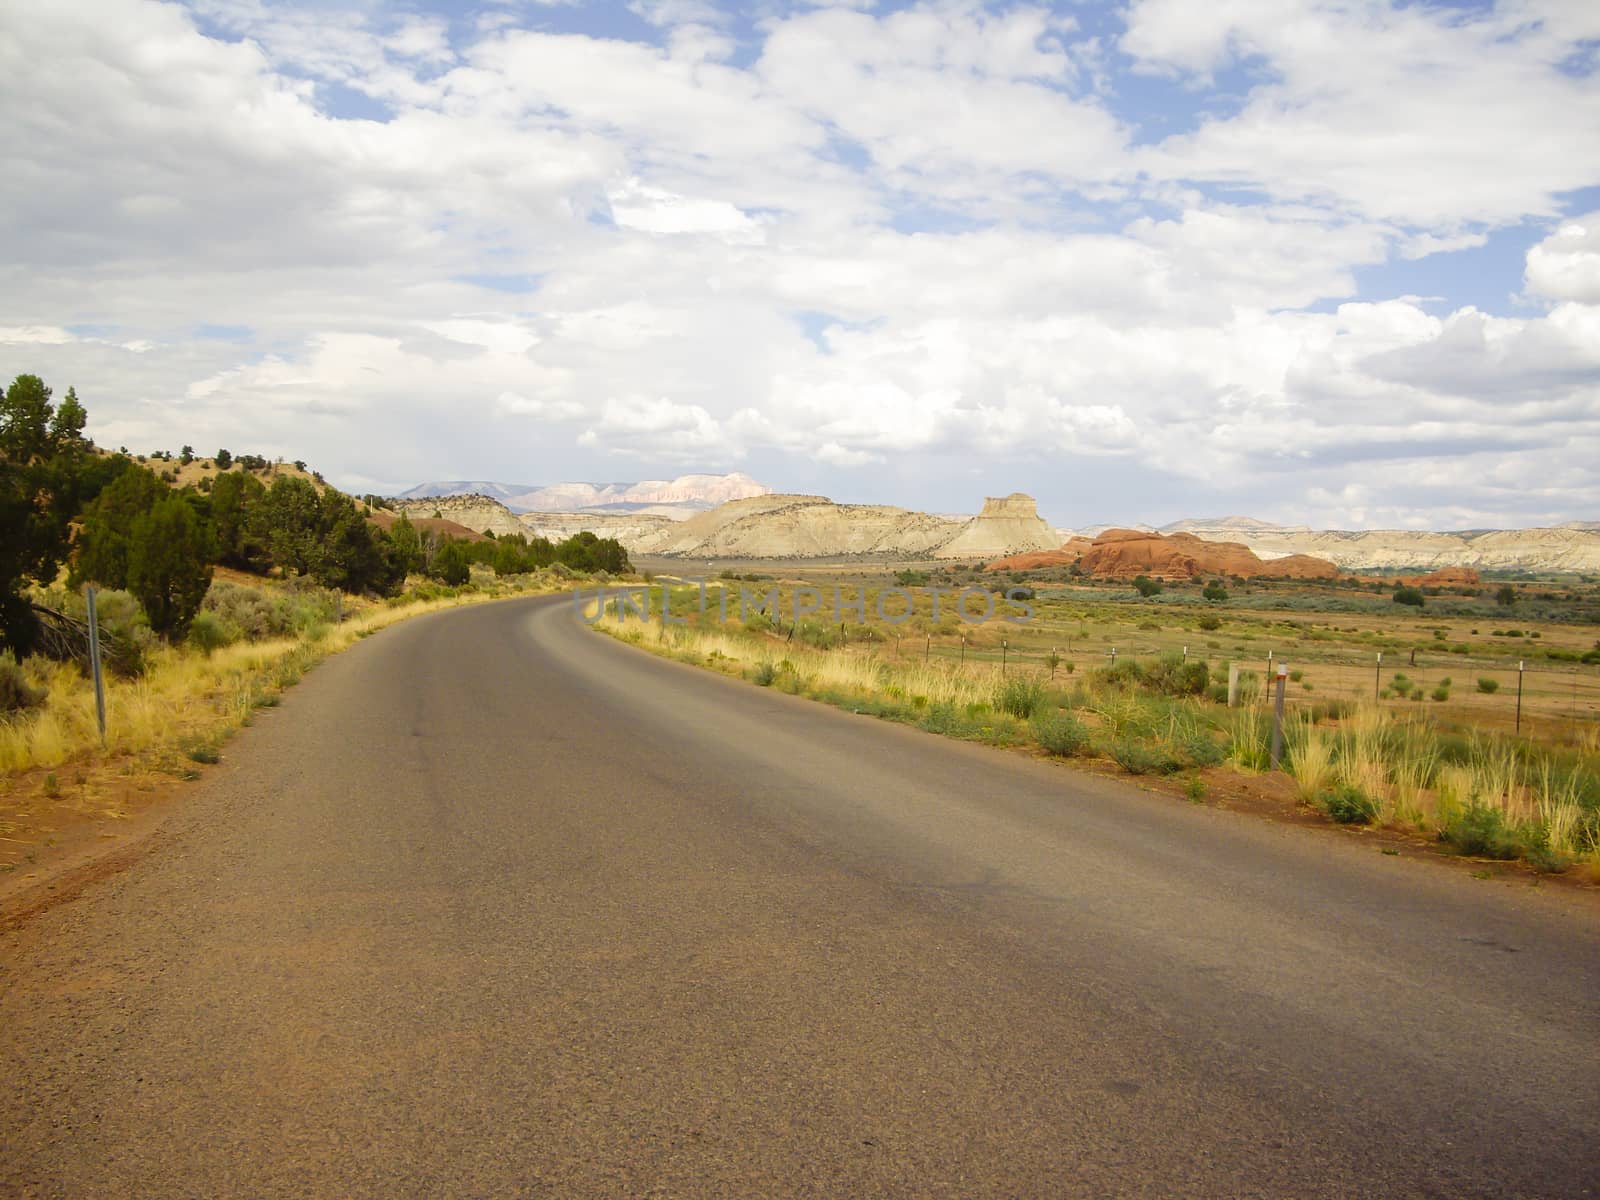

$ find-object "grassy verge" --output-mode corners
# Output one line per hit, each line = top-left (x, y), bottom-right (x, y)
(590, 593), (1600, 882)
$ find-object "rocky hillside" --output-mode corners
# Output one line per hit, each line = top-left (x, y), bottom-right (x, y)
(393, 494), (534, 539)
(388, 490), (1595, 572)
(644, 495), (961, 559)
(389, 491), (1073, 561)
(1148, 518), (1600, 573)
(934, 494), (1060, 561)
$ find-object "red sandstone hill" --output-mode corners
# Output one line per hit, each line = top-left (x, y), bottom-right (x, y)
(988, 529), (1339, 581)
(368, 508), (489, 543)
(984, 537), (1095, 572)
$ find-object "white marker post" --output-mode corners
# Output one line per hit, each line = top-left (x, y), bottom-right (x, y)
(1269, 661), (1289, 769)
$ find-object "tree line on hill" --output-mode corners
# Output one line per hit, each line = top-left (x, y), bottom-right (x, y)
(0, 375), (629, 656)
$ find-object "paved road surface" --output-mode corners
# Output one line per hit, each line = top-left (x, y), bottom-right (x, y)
(3, 595), (1597, 1197)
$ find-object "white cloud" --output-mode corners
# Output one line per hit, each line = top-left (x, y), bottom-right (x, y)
(606, 179), (767, 241)
(1, 0), (1596, 528)
(578, 397), (731, 460)
(422, 319), (540, 356)
(1526, 216), (1600, 305)
(0, 326), (76, 345)
(1126, 0), (1600, 227)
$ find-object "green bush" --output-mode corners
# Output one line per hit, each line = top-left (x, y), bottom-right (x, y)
(429, 540), (471, 587)
(1176, 727), (1226, 767)
(0, 651), (46, 713)
(1441, 803), (1521, 859)
(1107, 738), (1182, 776)
(1393, 586), (1425, 608)
(1477, 677), (1500, 694)
(995, 675), (1046, 719)
(186, 610), (238, 654)
(752, 661), (777, 687)
(1319, 784), (1378, 824)
(1032, 710), (1090, 756)
(1309, 699), (1355, 722)
(1431, 686), (1450, 702)
(794, 619), (843, 649)
(1144, 653), (1209, 697)
(202, 581), (337, 641)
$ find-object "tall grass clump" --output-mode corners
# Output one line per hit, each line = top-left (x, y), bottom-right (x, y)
(1286, 722), (1336, 802)
(995, 675), (1046, 719)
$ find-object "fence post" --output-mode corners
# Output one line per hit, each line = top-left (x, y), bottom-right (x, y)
(1516, 660), (1525, 734)
(1269, 662), (1289, 769)
(1001, 639), (1007, 676)
(1375, 651), (1382, 701)
(960, 635), (966, 665)
(86, 585), (107, 747)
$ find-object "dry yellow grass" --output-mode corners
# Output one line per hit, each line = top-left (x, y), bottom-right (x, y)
(594, 608), (1001, 712)
(1, 585), (556, 779)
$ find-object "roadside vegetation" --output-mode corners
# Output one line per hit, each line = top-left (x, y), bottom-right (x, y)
(0, 374), (624, 869)
(591, 580), (1600, 881)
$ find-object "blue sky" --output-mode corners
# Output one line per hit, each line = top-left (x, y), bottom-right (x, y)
(2, 0), (1598, 529)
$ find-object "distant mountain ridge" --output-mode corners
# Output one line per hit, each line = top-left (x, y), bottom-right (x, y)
(396, 472), (770, 514)
(1063, 516), (1600, 573)
(387, 486), (1599, 572)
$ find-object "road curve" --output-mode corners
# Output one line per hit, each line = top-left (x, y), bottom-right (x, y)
(2, 594), (1597, 1198)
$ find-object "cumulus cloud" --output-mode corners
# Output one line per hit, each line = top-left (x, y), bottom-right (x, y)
(1526, 216), (1600, 305)
(1, 0), (1597, 527)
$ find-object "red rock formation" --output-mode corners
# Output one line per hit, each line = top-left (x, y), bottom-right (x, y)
(987, 529), (1339, 580)
(985, 537), (1093, 572)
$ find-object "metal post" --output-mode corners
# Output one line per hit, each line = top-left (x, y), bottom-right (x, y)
(1269, 662), (1288, 769)
(960, 635), (966, 665)
(925, 636), (930, 662)
(1183, 645), (1188, 662)
(1375, 651), (1382, 701)
(1265, 650), (1273, 706)
(1110, 646), (1117, 666)
(85, 585), (107, 746)
(1516, 661), (1525, 734)
(1001, 639), (1007, 675)
(1050, 647), (1058, 679)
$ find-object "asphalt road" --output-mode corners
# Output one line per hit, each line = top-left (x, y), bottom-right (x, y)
(3, 594), (1598, 1198)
